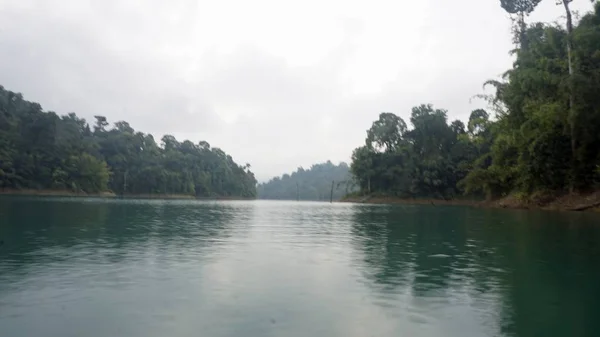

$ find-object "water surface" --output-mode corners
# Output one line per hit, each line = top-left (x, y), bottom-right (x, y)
(1, 197), (599, 337)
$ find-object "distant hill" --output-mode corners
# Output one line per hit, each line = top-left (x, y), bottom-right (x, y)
(257, 161), (355, 201)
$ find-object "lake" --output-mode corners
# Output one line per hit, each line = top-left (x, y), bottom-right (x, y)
(1, 197), (599, 337)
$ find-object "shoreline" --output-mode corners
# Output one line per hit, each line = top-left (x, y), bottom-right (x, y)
(341, 196), (480, 207)
(0, 189), (255, 201)
(0, 189), (117, 198)
(341, 192), (600, 212)
(3, 189), (598, 211)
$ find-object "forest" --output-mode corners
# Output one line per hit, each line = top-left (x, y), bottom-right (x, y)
(257, 161), (355, 201)
(350, 1), (600, 201)
(0, 86), (257, 197)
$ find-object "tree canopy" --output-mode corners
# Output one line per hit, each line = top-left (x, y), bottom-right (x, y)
(0, 86), (257, 197)
(351, 105), (481, 199)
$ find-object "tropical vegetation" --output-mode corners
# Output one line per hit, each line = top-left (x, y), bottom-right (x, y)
(0, 86), (257, 197)
(350, 1), (600, 201)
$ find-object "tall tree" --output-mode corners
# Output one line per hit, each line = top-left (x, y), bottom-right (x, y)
(365, 113), (408, 153)
(558, 0), (577, 189)
(499, 0), (543, 45)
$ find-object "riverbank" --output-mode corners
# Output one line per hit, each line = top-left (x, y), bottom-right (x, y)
(0, 189), (117, 198)
(0, 189), (255, 201)
(485, 191), (600, 212)
(341, 195), (476, 206)
(121, 194), (255, 201)
(119, 193), (195, 200)
(341, 191), (600, 212)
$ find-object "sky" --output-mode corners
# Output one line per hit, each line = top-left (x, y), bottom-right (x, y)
(0, 0), (595, 182)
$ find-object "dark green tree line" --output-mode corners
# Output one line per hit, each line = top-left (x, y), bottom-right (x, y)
(350, 106), (487, 199)
(257, 161), (355, 201)
(0, 86), (257, 197)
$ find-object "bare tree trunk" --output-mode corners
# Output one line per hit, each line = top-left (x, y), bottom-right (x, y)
(562, 0), (576, 191)
(330, 180), (334, 203)
(518, 11), (527, 48)
(123, 170), (128, 195)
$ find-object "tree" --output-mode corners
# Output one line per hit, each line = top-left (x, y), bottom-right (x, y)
(558, 0), (577, 190)
(499, 0), (543, 45)
(467, 109), (490, 136)
(66, 153), (110, 192)
(366, 113), (408, 153)
(93, 115), (108, 133)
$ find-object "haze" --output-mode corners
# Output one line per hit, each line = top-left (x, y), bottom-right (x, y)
(0, 0), (593, 181)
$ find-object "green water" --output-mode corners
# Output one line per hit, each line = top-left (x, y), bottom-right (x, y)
(1, 197), (599, 337)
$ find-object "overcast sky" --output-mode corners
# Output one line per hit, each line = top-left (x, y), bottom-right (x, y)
(0, 0), (595, 181)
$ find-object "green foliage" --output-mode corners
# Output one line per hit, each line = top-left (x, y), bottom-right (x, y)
(366, 112), (407, 153)
(0, 85), (257, 197)
(499, 0), (543, 46)
(257, 161), (355, 201)
(499, 0), (542, 15)
(65, 153), (110, 193)
(468, 4), (600, 195)
(351, 107), (484, 199)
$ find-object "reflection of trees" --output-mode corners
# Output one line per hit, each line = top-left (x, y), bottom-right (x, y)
(0, 197), (109, 269)
(350, 205), (414, 290)
(351, 205), (474, 296)
(350, 204), (600, 336)
(0, 198), (246, 274)
(491, 210), (600, 337)
(409, 206), (472, 298)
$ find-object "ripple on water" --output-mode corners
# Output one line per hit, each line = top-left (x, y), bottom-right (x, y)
(1, 199), (600, 337)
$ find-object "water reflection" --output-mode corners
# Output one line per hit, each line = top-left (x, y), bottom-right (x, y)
(350, 204), (600, 337)
(0, 197), (250, 280)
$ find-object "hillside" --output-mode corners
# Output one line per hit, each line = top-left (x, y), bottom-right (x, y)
(0, 86), (257, 198)
(257, 161), (355, 201)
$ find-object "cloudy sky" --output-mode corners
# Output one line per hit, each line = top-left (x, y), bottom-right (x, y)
(0, 0), (595, 181)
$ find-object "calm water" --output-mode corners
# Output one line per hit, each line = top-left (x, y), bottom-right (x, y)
(1, 197), (600, 337)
